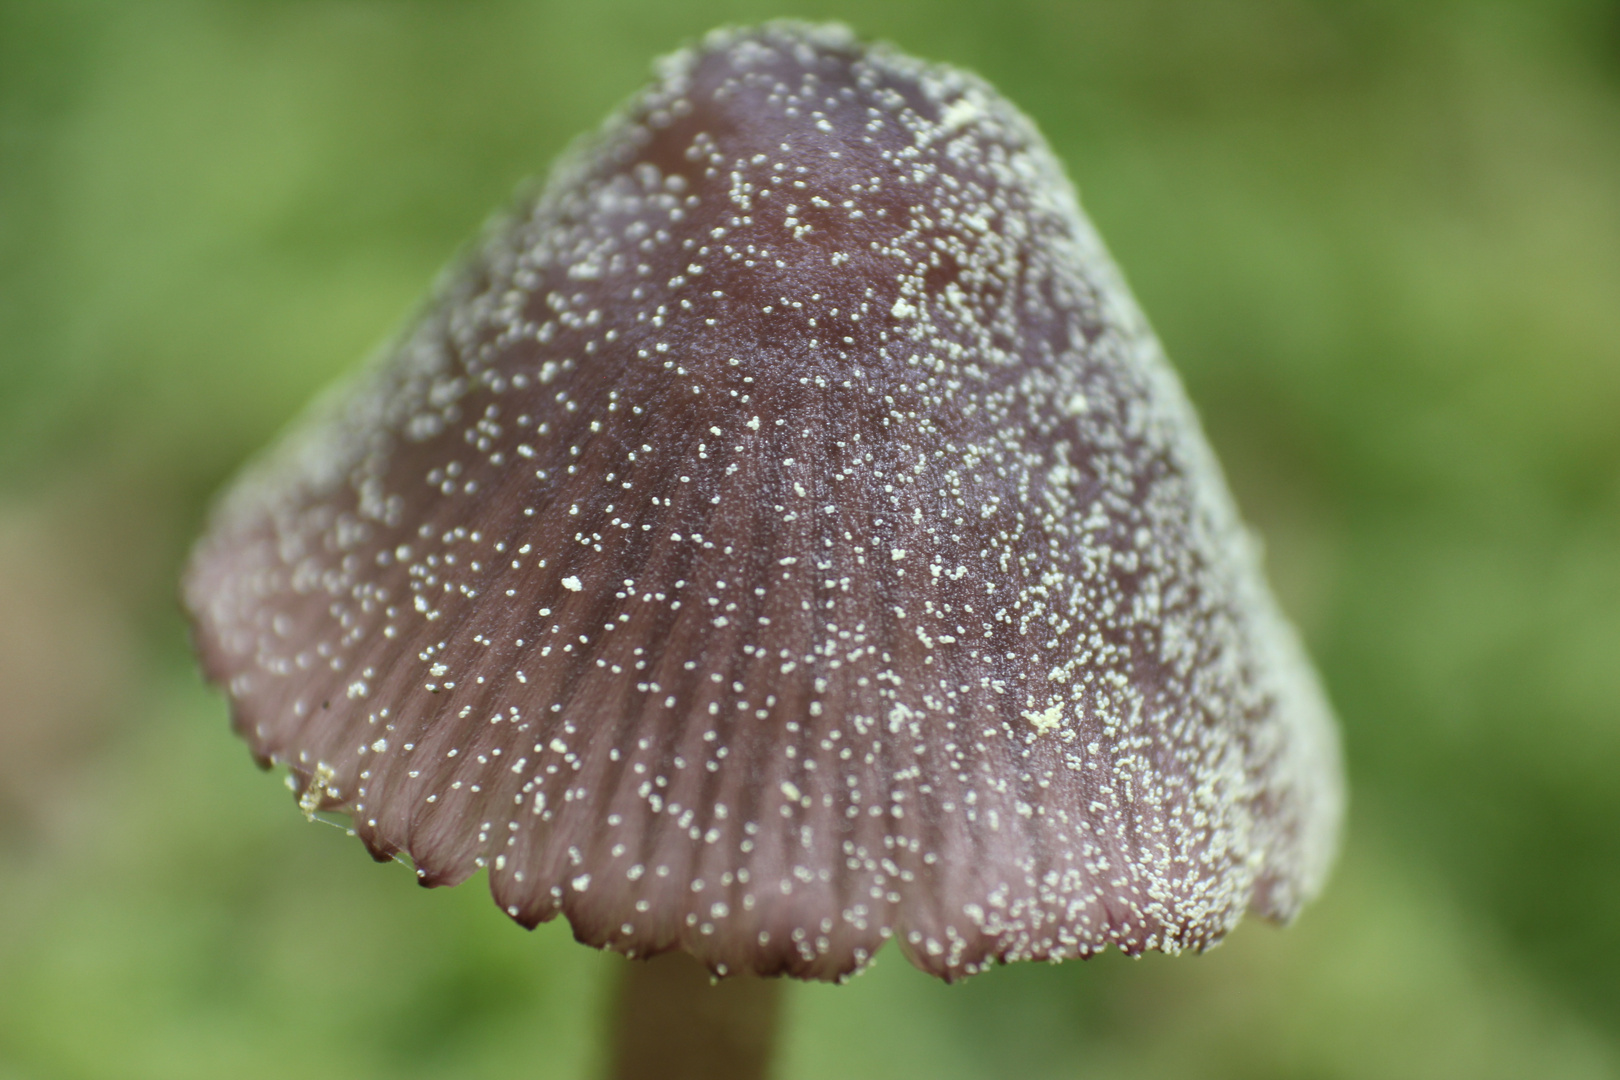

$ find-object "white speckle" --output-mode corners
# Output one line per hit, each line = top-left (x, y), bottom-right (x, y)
(1022, 703), (1065, 735)
(940, 95), (982, 132)
(562, 576), (583, 592)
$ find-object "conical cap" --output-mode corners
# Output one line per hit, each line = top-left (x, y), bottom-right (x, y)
(186, 22), (1343, 982)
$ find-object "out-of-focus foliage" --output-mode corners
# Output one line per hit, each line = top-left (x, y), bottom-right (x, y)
(2, 1), (1617, 1077)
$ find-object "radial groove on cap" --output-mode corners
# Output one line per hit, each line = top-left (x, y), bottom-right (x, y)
(186, 20), (1342, 982)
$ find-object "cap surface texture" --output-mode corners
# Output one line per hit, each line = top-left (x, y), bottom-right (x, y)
(186, 22), (1343, 981)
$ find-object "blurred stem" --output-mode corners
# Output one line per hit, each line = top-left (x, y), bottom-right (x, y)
(608, 951), (783, 1080)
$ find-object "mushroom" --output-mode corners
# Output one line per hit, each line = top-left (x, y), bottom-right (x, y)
(185, 19), (1343, 1078)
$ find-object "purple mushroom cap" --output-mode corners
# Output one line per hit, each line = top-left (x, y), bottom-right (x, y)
(185, 22), (1343, 982)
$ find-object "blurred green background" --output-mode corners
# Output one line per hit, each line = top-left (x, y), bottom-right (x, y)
(2, 0), (1618, 1077)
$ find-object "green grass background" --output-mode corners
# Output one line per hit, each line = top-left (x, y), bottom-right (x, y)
(2, 1), (1618, 1076)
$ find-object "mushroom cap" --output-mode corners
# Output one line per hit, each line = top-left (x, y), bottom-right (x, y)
(185, 21), (1343, 982)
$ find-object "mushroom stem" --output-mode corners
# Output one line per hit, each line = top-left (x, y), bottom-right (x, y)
(608, 951), (783, 1080)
